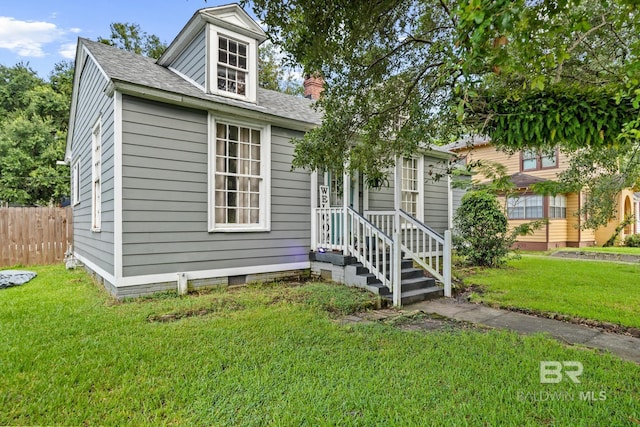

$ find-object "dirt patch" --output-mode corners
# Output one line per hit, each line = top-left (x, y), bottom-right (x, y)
(147, 299), (245, 323)
(453, 284), (485, 303)
(337, 309), (484, 332)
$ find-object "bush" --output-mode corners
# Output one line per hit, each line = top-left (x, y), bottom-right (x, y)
(453, 190), (511, 267)
(624, 234), (640, 247)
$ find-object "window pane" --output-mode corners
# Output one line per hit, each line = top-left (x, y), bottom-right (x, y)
(541, 153), (557, 168)
(219, 37), (227, 50)
(239, 44), (246, 56)
(213, 123), (263, 227)
(229, 40), (237, 53)
(522, 158), (537, 170)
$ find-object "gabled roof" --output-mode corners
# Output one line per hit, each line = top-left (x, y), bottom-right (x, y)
(80, 38), (322, 127)
(158, 4), (267, 67)
(509, 172), (548, 189)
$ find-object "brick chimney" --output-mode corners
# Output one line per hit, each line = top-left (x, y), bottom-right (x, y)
(303, 74), (324, 100)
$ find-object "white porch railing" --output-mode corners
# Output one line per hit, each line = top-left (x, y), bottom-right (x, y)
(366, 209), (452, 297)
(313, 207), (452, 302)
(314, 207), (345, 251)
(346, 207), (394, 292)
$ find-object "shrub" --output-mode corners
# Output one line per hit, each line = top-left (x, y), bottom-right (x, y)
(453, 190), (544, 267)
(624, 234), (640, 247)
(453, 190), (510, 267)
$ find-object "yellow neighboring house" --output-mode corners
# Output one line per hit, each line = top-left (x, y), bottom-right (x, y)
(445, 138), (638, 250)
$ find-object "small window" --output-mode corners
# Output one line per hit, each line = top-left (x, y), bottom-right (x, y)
(549, 194), (567, 219)
(507, 195), (544, 219)
(522, 150), (538, 171)
(521, 149), (558, 171)
(72, 162), (80, 206)
(91, 119), (101, 232)
(217, 36), (248, 96)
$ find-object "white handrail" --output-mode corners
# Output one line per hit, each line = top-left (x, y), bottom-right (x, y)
(346, 207), (394, 291)
(365, 209), (452, 297)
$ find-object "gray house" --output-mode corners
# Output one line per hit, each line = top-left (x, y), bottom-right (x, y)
(66, 4), (456, 304)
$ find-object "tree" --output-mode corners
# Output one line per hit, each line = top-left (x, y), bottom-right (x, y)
(0, 64), (69, 205)
(259, 41), (303, 95)
(98, 22), (167, 59)
(247, 0), (639, 198)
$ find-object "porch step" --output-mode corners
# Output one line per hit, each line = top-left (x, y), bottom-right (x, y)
(399, 286), (444, 305)
(401, 276), (436, 292)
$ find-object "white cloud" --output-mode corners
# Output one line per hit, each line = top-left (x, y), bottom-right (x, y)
(0, 16), (64, 57)
(59, 42), (77, 59)
(69, 27), (82, 34)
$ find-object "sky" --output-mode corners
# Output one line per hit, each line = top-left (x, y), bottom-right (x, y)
(0, 0), (242, 78)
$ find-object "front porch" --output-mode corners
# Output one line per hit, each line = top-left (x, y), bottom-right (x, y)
(308, 160), (453, 306)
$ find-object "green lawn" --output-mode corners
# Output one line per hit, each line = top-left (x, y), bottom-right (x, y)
(1, 265), (639, 425)
(466, 255), (640, 328)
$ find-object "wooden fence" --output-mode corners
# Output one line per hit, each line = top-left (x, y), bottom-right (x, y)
(0, 207), (73, 267)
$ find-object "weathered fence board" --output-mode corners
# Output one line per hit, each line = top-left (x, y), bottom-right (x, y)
(0, 207), (72, 267)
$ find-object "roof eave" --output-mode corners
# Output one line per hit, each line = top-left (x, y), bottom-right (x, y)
(112, 81), (318, 132)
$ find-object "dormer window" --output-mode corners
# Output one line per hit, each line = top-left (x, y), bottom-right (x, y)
(217, 36), (248, 96)
(157, 4), (266, 104)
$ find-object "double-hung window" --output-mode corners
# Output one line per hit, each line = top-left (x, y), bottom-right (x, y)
(549, 194), (567, 219)
(91, 119), (101, 231)
(210, 118), (270, 231)
(507, 195), (544, 219)
(401, 157), (424, 220)
(217, 36), (248, 96)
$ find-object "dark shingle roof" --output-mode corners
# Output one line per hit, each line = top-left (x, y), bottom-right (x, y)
(509, 172), (547, 188)
(81, 38), (322, 126)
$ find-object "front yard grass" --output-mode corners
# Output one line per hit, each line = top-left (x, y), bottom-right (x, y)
(1, 264), (639, 425)
(465, 255), (640, 328)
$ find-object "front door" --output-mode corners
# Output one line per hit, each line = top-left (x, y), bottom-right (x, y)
(327, 171), (359, 212)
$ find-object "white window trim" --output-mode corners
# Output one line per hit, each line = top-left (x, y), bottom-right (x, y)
(208, 114), (271, 232)
(207, 25), (258, 103)
(401, 156), (424, 221)
(507, 194), (544, 220)
(91, 118), (102, 232)
(72, 161), (80, 206)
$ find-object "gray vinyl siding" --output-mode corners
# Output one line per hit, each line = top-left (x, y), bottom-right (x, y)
(367, 172), (395, 211)
(70, 56), (115, 278)
(121, 96), (310, 277)
(423, 155), (449, 234)
(366, 155), (450, 234)
(170, 28), (206, 88)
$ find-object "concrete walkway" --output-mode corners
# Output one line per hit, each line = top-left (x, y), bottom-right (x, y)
(407, 299), (640, 364)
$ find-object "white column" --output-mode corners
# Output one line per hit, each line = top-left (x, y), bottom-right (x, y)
(394, 157), (402, 213)
(310, 170), (318, 250)
(444, 230), (452, 297)
(343, 165), (350, 255)
(393, 156), (403, 306)
(447, 175), (453, 230)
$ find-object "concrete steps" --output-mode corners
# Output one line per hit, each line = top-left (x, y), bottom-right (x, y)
(345, 259), (443, 305)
